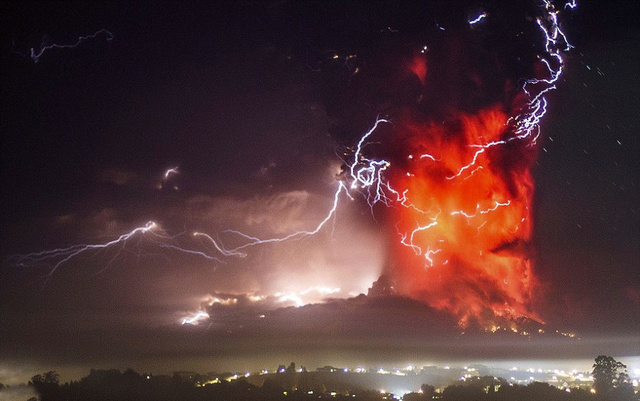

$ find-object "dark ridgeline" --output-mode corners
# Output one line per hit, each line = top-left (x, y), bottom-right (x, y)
(13, 356), (638, 401)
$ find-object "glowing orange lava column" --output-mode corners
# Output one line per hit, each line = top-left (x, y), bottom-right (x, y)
(388, 107), (540, 327)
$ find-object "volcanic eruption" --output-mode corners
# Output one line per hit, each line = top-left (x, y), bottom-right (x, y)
(340, 1), (573, 329)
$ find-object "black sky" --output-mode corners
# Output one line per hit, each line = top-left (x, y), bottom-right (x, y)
(1, 0), (639, 382)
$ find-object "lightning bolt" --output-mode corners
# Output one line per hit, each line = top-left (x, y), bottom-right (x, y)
(192, 232), (247, 258)
(564, 1), (578, 10)
(24, 29), (114, 64)
(327, 1), (574, 277)
(11, 221), (161, 277)
(468, 12), (488, 26)
(158, 166), (180, 190)
(214, 180), (351, 252)
(164, 167), (179, 179)
(450, 201), (512, 218)
(438, 1), (573, 183)
(181, 310), (210, 325)
(13, 2), (577, 328)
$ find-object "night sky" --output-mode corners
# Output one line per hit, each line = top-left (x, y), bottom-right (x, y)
(1, 0), (639, 383)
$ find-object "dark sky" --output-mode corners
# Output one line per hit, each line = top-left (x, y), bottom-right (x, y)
(1, 0), (639, 383)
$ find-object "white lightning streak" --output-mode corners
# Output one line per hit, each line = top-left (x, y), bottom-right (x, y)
(28, 29), (113, 63)
(565, 1), (578, 10)
(13, 2), (576, 296)
(450, 200), (512, 218)
(164, 167), (179, 179)
(218, 181), (349, 252)
(12, 221), (160, 276)
(445, 2), (572, 181)
(349, 118), (390, 189)
(181, 310), (210, 325)
(193, 232), (247, 257)
(186, 118), (392, 256)
(468, 12), (488, 26)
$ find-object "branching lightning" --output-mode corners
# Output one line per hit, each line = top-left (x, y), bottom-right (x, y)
(216, 180), (350, 252)
(11, 221), (161, 277)
(306, 0), (574, 325)
(24, 29), (114, 63)
(14, 2), (576, 328)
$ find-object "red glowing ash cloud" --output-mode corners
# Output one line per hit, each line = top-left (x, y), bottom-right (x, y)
(387, 105), (540, 327)
(362, 2), (573, 328)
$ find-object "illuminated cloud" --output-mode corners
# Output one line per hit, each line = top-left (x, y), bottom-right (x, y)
(183, 190), (319, 235)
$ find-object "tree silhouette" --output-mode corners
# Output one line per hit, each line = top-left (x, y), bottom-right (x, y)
(592, 355), (634, 401)
(441, 384), (484, 401)
(286, 362), (296, 374)
(30, 371), (60, 401)
(420, 383), (435, 398)
(31, 371), (60, 385)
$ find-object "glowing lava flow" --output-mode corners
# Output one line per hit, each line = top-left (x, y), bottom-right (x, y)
(180, 287), (342, 325)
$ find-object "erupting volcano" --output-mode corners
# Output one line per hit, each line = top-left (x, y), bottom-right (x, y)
(387, 106), (539, 327)
(344, 2), (572, 329)
(7, 0), (578, 336)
